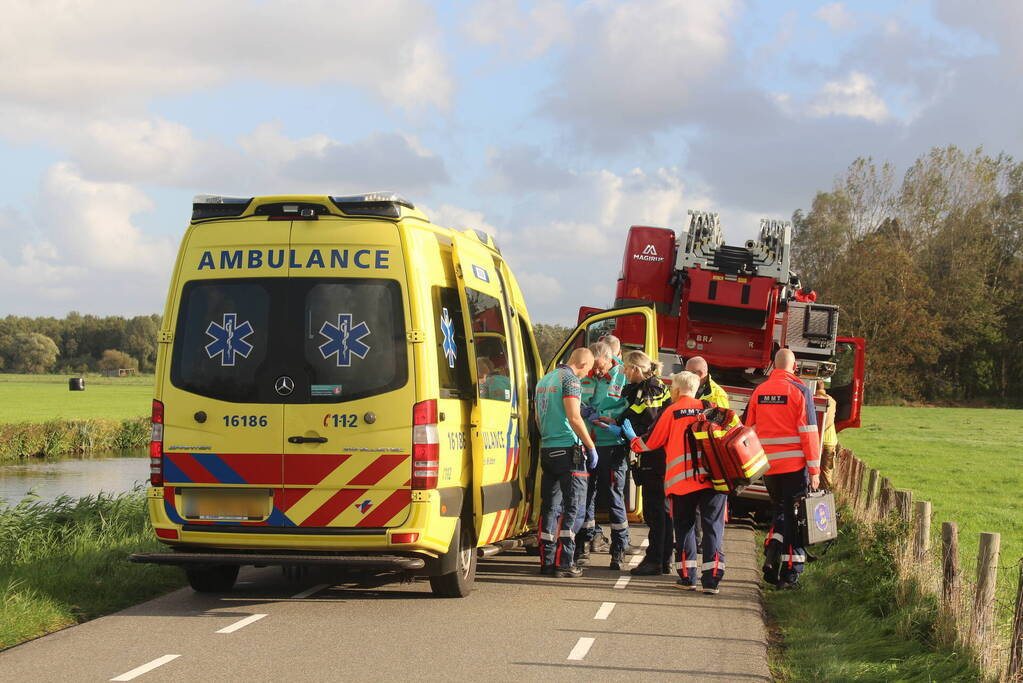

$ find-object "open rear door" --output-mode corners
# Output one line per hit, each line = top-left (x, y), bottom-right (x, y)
(832, 337), (866, 431)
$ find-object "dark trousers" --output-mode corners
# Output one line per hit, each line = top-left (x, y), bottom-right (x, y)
(671, 488), (728, 588)
(763, 469), (808, 584)
(639, 469), (673, 566)
(577, 444), (630, 556)
(538, 447), (589, 568)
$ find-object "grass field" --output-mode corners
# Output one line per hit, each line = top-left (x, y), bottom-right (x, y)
(0, 374), (153, 424)
(840, 406), (1023, 638)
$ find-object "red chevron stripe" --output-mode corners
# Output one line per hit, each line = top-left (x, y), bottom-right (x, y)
(348, 454), (409, 486)
(165, 453), (217, 483)
(357, 489), (411, 527)
(217, 454), (282, 485)
(284, 454), (351, 485)
(301, 487), (368, 527)
(280, 488), (314, 512)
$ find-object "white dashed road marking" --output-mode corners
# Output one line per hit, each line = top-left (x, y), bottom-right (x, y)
(567, 637), (595, 661)
(110, 655), (180, 681)
(291, 583), (329, 599)
(593, 602), (616, 620)
(216, 614), (268, 634)
(613, 576), (631, 590)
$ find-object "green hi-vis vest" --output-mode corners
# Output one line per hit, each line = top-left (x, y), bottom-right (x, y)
(536, 366), (581, 448)
(581, 362), (628, 446)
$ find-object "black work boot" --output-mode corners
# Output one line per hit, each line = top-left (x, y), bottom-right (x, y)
(555, 564), (584, 578)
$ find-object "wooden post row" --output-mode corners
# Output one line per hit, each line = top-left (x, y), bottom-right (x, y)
(971, 532), (1000, 672)
(865, 469), (880, 513)
(941, 521), (961, 608)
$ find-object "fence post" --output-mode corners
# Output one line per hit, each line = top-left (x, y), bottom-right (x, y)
(895, 489), (913, 523)
(1008, 558), (1023, 682)
(865, 468), (880, 513)
(879, 478), (893, 517)
(914, 501), (931, 563)
(971, 532), (1001, 671)
(941, 522), (961, 608)
(855, 459), (867, 508)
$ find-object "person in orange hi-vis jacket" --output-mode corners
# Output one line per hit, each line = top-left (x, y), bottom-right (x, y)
(744, 348), (820, 589)
(612, 370), (729, 595)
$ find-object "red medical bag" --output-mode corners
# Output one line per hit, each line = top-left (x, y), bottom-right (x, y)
(691, 410), (769, 495)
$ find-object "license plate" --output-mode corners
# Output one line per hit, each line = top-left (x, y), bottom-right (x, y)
(181, 488), (272, 521)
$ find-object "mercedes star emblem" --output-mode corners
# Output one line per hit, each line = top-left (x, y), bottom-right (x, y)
(274, 376), (295, 396)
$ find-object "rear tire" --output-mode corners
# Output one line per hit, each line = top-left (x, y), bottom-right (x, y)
(186, 565), (239, 593)
(429, 519), (477, 598)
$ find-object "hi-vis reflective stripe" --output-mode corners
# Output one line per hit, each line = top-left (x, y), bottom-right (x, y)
(770, 532), (784, 544)
(540, 532), (555, 541)
(742, 451), (768, 476)
(675, 560), (698, 568)
(611, 522), (628, 530)
(781, 553), (806, 562)
(701, 561), (725, 571)
(760, 436), (801, 445)
(559, 530), (574, 538)
(767, 450), (804, 461)
(692, 430), (728, 440)
(806, 459), (821, 468)
(798, 425), (818, 433)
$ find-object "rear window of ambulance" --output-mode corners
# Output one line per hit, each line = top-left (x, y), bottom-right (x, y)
(170, 277), (407, 403)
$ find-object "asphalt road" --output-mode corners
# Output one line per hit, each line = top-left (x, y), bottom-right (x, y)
(0, 525), (770, 682)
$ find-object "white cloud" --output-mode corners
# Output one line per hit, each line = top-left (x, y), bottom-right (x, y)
(421, 204), (502, 239)
(71, 118), (204, 184)
(463, 0), (573, 57)
(815, 3), (854, 32)
(0, 163), (176, 315)
(0, 0), (451, 112)
(540, 0), (738, 145)
(810, 72), (890, 122)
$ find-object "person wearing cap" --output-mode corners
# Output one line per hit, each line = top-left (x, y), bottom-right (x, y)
(535, 347), (598, 578)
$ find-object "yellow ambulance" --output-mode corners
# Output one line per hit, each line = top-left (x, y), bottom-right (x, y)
(131, 193), (659, 597)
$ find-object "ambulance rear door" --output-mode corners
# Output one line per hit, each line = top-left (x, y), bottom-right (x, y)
(451, 239), (520, 546)
(832, 337), (866, 431)
(279, 217), (415, 531)
(162, 220), (288, 528)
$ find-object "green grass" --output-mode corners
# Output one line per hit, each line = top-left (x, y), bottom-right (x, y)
(0, 488), (185, 649)
(840, 406), (1023, 635)
(0, 373), (152, 424)
(766, 515), (983, 682)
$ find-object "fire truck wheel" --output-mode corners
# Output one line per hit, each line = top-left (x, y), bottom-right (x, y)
(186, 564), (239, 593)
(429, 518), (477, 598)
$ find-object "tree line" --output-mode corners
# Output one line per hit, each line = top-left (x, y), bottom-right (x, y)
(0, 313), (160, 374)
(792, 145), (1023, 405)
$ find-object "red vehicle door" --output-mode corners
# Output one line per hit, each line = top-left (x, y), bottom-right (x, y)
(832, 337), (866, 431)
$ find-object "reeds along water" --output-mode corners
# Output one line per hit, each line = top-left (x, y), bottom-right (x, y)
(0, 417), (148, 461)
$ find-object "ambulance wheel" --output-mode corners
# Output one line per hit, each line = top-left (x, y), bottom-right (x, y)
(186, 564), (239, 593)
(430, 519), (477, 598)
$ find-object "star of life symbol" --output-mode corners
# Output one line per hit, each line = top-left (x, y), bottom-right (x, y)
(642, 244), (658, 256)
(318, 313), (372, 367)
(205, 313), (254, 367)
(441, 307), (457, 369)
(814, 502), (830, 532)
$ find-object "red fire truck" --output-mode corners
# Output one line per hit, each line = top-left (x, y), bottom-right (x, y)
(551, 211), (865, 513)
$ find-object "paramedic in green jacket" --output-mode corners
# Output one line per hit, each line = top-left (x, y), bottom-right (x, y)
(536, 347), (597, 578)
(576, 341), (641, 569)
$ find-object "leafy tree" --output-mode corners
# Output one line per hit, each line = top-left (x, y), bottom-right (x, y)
(1, 333), (60, 374)
(98, 349), (138, 371)
(532, 323), (573, 366)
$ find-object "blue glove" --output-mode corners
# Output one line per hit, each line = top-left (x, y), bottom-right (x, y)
(622, 419), (637, 441)
(587, 448), (599, 470)
(603, 423), (623, 437)
(580, 404), (596, 420)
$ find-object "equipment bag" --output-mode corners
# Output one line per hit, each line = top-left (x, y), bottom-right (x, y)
(690, 410), (769, 495)
(797, 490), (838, 546)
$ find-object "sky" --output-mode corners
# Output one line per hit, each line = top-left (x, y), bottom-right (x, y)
(0, 0), (1019, 324)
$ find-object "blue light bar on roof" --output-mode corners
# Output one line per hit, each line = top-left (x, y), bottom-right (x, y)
(192, 195), (252, 220)
(330, 192), (414, 219)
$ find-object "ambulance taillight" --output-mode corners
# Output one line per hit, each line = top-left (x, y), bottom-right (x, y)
(150, 399), (164, 486)
(412, 399), (439, 490)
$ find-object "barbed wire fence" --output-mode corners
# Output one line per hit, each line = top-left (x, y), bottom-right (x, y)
(832, 450), (1023, 681)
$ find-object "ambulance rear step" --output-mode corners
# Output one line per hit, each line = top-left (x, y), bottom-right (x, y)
(129, 552), (425, 570)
